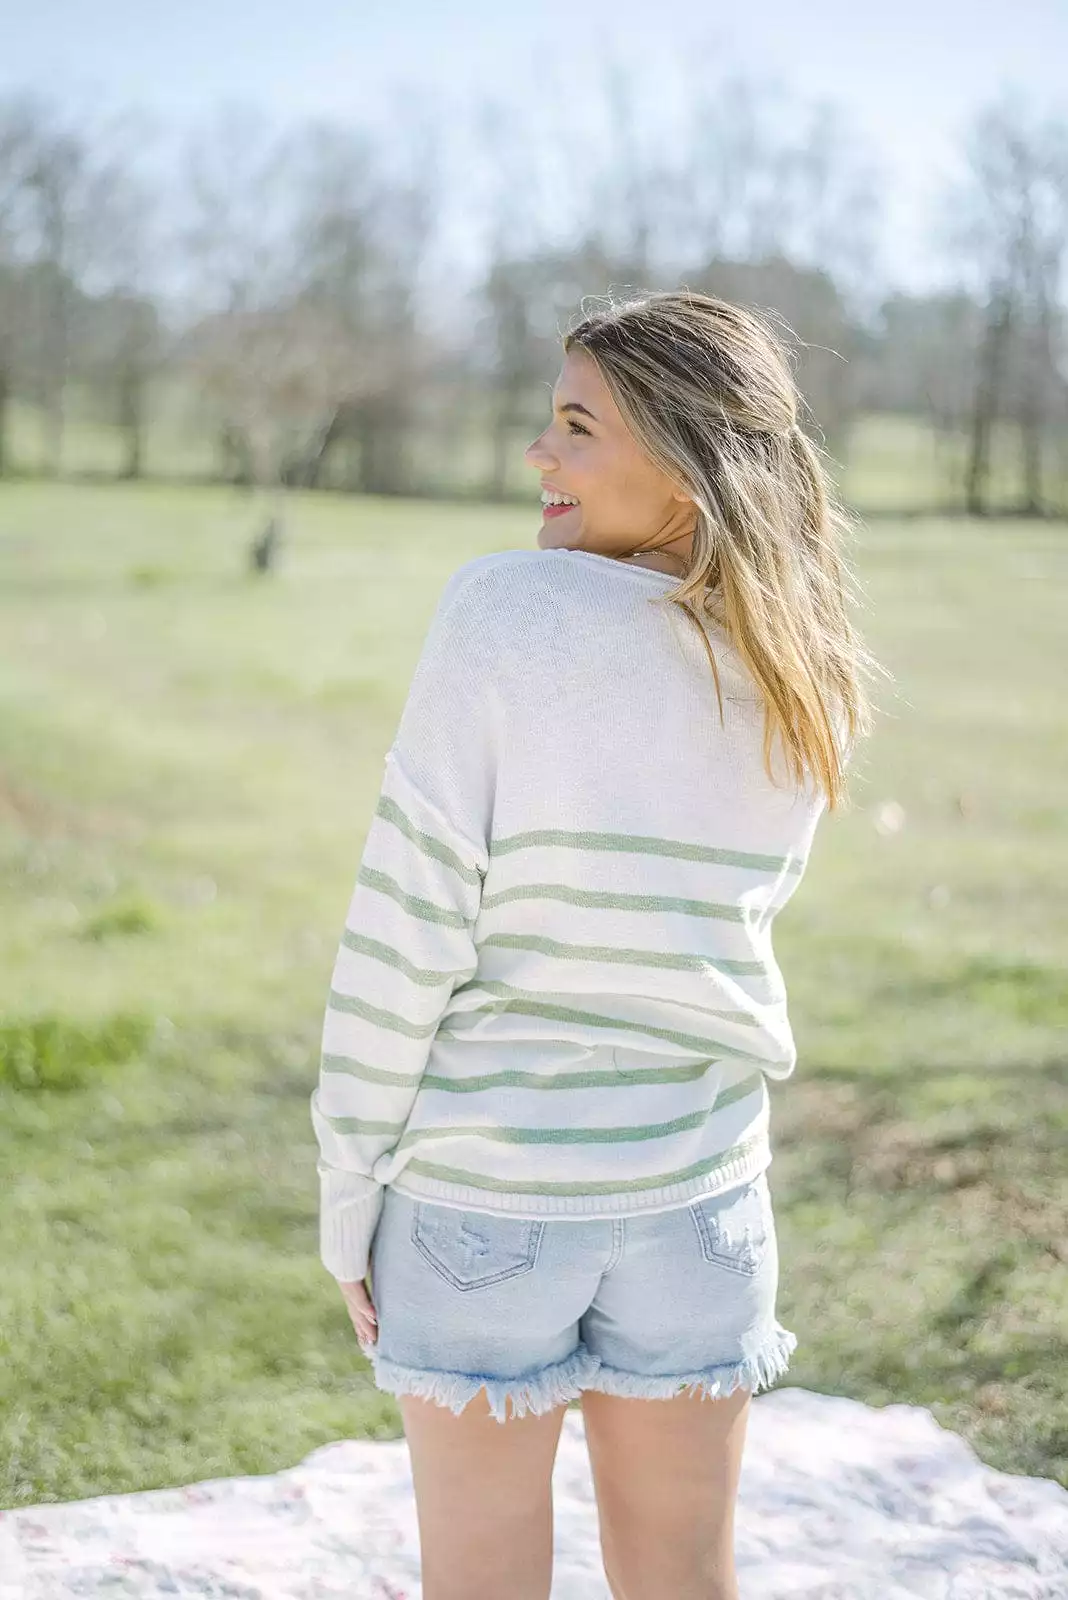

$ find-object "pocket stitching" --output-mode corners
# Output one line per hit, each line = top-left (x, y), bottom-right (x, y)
(688, 1182), (772, 1277)
(410, 1205), (545, 1292)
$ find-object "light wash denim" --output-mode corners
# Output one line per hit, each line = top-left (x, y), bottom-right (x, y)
(362, 1167), (796, 1424)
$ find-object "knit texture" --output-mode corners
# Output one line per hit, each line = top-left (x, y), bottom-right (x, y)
(311, 547), (837, 1282)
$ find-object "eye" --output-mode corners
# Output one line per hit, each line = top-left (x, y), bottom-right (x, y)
(567, 420), (591, 436)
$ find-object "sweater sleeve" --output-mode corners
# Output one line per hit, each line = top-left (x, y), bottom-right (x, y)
(310, 567), (501, 1283)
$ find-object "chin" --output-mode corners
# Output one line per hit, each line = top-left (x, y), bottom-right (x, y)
(537, 521), (582, 552)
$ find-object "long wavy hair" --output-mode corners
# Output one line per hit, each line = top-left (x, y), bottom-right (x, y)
(562, 289), (885, 810)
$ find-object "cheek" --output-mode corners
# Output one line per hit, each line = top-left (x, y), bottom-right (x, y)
(573, 447), (631, 508)
(594, 462), (658, 519)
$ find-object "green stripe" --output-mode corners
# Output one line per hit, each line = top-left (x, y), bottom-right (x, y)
(323, 1054), (719, 1095)
(439, 998), (774, 1064)
(421, 1058), (719, 1093)
(357, 865), (470, 929)
(320, 1052), (424, 1087)
(422, 1065), (762, 1099)
(389, 1075), (763, 1150)
(397, 1109), (716, 1149)
(340, 929), (473, 988)
(453, 978), (758, 1028)
(327, 987), (439, 1039)
(481, 883), (745, 922)
(401, 1134), (766, 1198)
(323, 1116), (408, 1136)
(492, 828), (801, 875)
(477, 931), (770, 980)
(376, 795), (482, 887)
(319, 1057), (764, 1103)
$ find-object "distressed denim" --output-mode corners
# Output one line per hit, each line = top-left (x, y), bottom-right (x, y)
(362, 1168), (796, 1424)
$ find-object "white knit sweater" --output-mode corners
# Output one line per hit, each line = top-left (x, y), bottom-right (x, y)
(311, 547), (838, 1283)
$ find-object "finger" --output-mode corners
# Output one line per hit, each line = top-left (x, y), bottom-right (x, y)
(340, 1283), (377, 1320)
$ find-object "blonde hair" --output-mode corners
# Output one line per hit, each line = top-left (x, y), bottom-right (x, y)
(563, 289), (885, 810)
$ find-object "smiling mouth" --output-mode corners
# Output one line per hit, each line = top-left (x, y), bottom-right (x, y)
(542, 502), (579, 518)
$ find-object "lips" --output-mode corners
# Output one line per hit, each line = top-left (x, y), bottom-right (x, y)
(541, 486), (580, 519)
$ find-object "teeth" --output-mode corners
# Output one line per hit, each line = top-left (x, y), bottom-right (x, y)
(541, 491), (579, 506)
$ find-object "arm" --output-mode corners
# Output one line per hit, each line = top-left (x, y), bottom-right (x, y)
(310, 568), (500, 1283)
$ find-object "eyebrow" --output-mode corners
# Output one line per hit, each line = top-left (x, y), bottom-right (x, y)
(552, 396), (599, 423)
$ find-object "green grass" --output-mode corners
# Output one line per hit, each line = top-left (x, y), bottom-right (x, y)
(1, 480), (1066, 1509)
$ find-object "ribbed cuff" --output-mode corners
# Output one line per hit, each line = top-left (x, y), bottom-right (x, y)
(318, 1164), (385, 1284)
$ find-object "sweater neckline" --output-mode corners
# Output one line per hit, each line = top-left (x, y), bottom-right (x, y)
(550, 548), (682, 585)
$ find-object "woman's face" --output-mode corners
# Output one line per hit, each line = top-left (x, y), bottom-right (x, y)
(523, 346), (696, 568)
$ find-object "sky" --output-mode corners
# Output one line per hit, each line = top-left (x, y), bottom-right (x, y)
(2, 0), (1066, 293)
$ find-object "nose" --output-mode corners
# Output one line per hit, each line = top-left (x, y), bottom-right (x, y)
(524, 431), (556, 470)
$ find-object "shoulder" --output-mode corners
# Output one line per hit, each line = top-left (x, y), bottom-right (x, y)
(418, 549), (606, 681)
(413, 552), (547, 675)
(437, 548), (569, 615)
(428, 549), (588, 645)
(436, 548), (628, 631)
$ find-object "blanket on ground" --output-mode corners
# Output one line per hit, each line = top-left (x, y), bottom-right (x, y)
(2, 1388), (1066, 1599)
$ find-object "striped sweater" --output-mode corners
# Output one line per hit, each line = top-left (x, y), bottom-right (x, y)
(311, 547), (836, 1283)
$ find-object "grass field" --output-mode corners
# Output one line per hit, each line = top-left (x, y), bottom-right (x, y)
(1, 480), (1066, 1509)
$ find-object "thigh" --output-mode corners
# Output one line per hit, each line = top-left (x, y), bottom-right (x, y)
(399, 1389), (569, 1600)
(580, 1384), (750, 1599)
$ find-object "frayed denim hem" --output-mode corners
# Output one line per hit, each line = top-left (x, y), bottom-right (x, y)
(582, 1321), (797, 1403)
(367, 1343), (600, 1424)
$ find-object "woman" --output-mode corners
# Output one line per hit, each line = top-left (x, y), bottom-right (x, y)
(310, 289), (878, 1600)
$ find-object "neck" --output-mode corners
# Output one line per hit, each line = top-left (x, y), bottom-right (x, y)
(621, 531), (693, 576)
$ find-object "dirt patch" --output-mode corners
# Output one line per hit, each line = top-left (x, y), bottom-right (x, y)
(0, 770), (66, 837)
(0, 766), (140, 845)
(774, 1072), (1067, 1263)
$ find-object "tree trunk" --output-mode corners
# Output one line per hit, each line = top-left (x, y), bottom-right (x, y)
(298, 404), (343, 488)
(0, 360), (8, 478)
(40, 265), (69, 478)
(1018, 287), (1056, 516)
(118, 363), (144, 480)
(358, 399), (409, 495)
(487, 380), (524, 501)
(218, 423), (254, 486)
(488, 411), (510, 501)
(1018, 390), (1043, 514)
(966, 291), (1012, 516)
(43, 385), (64, 477)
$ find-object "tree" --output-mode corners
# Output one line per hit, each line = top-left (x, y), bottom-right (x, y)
(287, 115), (440, 493)
(945, 95), (1068, 514)
(0, 96), (45, 475)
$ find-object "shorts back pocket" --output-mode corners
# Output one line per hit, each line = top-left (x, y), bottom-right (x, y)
(688, 1172), (774, 1277)
(411, 1203), (545, 1291)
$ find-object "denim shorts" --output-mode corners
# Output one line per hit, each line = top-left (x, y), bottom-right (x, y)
(362, 1168), (796, 1424)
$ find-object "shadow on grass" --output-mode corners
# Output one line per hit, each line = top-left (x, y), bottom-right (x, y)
(772, 1052), (1068, 1483)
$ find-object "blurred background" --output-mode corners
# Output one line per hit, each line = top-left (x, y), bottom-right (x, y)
(1, 0), (1065, 1509)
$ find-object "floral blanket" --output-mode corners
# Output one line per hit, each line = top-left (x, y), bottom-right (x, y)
(2, 1388), (1066, 1599)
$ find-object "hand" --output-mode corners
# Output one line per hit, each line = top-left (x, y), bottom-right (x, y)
(337, 1275), (378, 1351)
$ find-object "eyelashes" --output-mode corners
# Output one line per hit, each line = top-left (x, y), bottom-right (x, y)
(567, 420), (591, 436)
